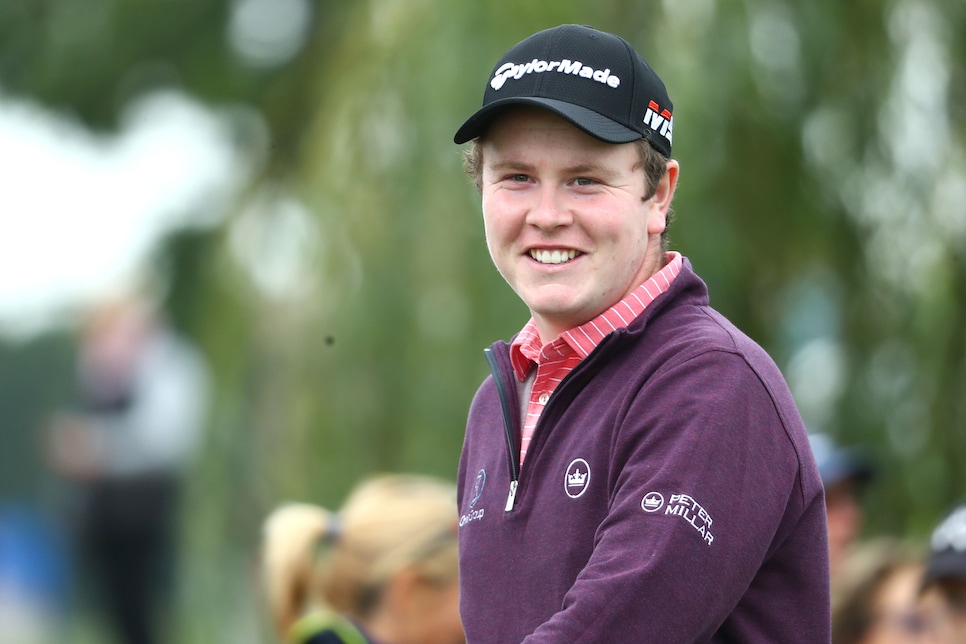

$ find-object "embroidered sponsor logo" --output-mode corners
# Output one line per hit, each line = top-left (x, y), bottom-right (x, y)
(459, 508), (485, 527)
(469, 469), (486, 509)
(642, 100), (673, 147)
(490, 58), (622, 91)
(565, 458), (591, 498)
(642, 491), (715, 546)
(641, 491), (664, 512)
(459, 469), (487, 527)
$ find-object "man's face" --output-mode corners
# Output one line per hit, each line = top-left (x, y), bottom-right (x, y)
(480, 107), (676, 341)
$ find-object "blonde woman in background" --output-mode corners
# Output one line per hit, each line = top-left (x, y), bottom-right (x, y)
(831, 538), (929, 644)
(261, 474), (464, 644)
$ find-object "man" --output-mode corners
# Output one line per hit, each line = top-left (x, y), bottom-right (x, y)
(453, 24), (830, 641)
(47, 295), (209, 644)
(919, 502), (966, 642)
(808, 432), (875, 587)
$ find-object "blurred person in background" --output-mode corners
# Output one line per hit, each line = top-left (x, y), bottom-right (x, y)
(260, 473), (463, 644)
(810, 432), (876, 587)
(918, 501), (966, 642)
(45, 294), (210, 644)
(832, 537), (931, 644)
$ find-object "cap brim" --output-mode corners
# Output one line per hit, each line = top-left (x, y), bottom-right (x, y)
(453, 97), (641, 145)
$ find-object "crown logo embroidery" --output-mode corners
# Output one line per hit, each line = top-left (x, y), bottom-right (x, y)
(564, 458), (591, 498)
(641, 491), (665, 512)
(567, 469), (587, 487)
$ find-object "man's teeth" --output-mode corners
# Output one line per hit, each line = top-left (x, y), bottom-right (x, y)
(530, 249), (578, 264)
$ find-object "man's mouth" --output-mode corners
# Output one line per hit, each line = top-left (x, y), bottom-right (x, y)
(529, 249), (580, 265)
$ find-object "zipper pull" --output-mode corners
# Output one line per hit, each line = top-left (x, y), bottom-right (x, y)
(505, 480), (518, 512)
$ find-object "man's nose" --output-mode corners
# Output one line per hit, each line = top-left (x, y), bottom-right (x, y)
(525, 185), (573, 230)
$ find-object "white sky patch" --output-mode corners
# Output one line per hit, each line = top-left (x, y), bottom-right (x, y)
(0, 89), (247, 336)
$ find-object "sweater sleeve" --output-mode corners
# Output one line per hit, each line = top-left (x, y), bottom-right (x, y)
(522, 349), (829, 642)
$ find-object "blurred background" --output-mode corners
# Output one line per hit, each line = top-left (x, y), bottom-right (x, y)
(0, 0), (964, 641)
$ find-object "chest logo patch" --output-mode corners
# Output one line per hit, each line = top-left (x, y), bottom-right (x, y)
(565, 458), (591, 498)
(459, 468), (487, 528)
(469, 468), (486, 509)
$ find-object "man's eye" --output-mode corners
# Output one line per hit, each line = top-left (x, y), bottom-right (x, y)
(574, 177), (597, 186)
(511, 174), (530, 182)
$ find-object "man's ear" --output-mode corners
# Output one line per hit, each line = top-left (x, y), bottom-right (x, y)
(647, 159), (679, 235)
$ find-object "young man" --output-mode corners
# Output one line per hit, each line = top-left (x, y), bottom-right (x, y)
(453, 25), (830, 641)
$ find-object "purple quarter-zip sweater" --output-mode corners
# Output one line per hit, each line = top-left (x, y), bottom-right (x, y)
(457, 259), (830, 643)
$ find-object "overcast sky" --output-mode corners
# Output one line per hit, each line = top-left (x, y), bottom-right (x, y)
(0, 89), (247, 338)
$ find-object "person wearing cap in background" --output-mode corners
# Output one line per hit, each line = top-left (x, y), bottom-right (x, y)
(808, 432), (876, 589)
(453, 24), (829, 642)
(919, 502), (966, 642)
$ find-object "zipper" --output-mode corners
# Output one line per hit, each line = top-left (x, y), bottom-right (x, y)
(484, 347), (520, 512)
(482, 334), (615, 513)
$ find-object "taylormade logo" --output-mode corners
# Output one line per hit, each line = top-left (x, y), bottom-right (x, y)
(490, 58), (621, 90)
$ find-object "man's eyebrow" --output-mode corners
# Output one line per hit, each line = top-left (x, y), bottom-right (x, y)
(565, 162), (619, 177)
(486, 160), (535, 173)
(486, 160), (622, 177)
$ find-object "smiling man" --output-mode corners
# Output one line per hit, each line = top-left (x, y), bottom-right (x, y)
(453, 25), (830, 642)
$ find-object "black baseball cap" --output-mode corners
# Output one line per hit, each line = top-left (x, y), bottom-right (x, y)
(923, 502), (966, 588)
(453, 24), (674, 157)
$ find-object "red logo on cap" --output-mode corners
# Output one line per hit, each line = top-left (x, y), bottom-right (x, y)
(647, 100), (672, 121)
(643, 100), (673, 145)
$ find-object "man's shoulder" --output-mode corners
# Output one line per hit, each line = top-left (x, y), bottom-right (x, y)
(637, 290), (764, 366)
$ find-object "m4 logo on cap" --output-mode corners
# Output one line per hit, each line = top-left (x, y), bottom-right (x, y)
(643, 100), (673, 146)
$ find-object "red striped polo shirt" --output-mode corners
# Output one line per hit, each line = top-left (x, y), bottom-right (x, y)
(510, 252), (683, 466)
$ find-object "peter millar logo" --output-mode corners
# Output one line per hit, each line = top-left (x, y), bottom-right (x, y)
(490, 58), (622, 91)
(642, 490), (715, 546)
(641, 491), (664, 512)
(564, 458), (591, 498)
